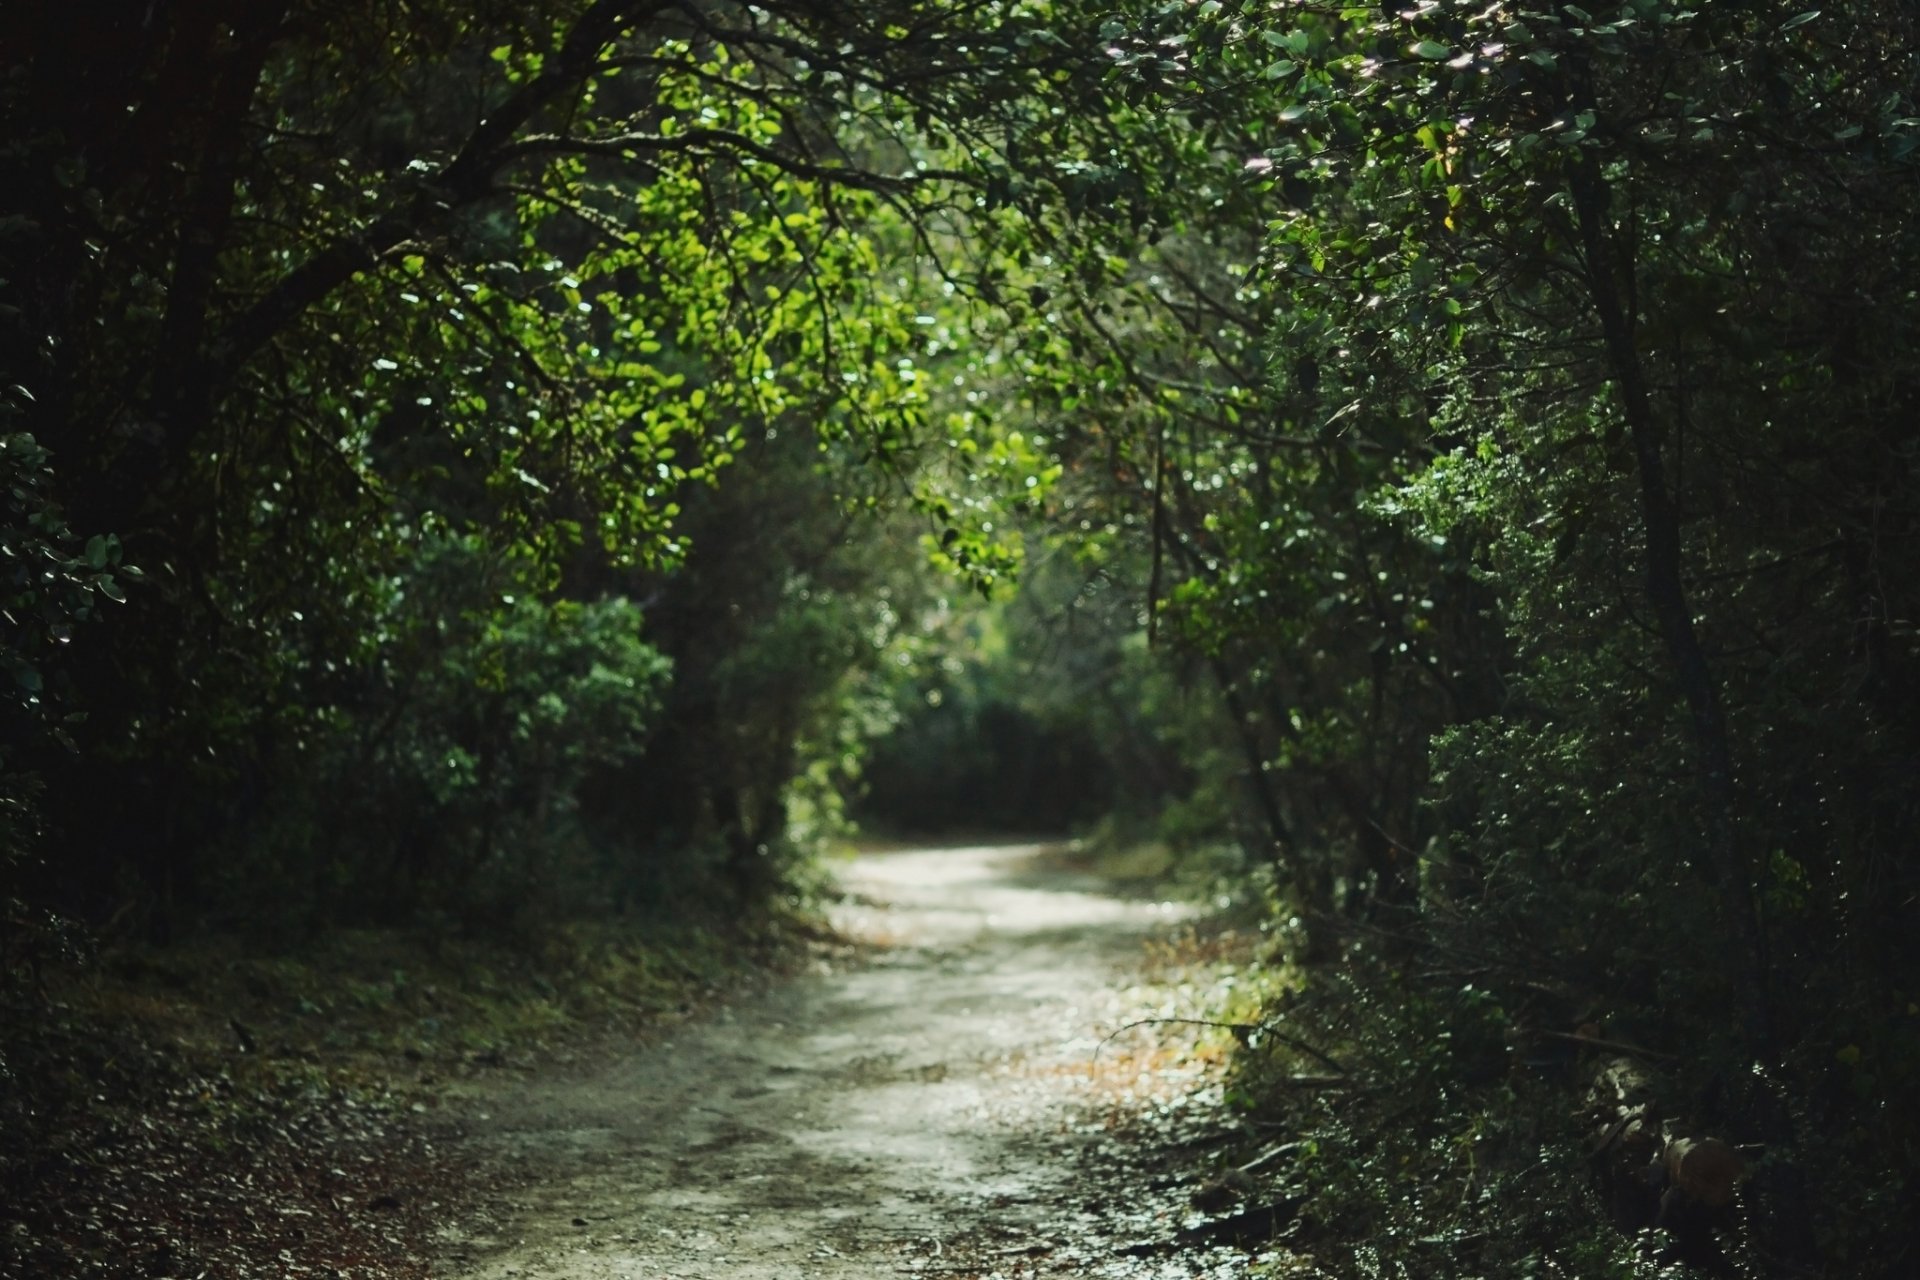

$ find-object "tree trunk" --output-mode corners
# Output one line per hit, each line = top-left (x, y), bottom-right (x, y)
(1567, 150), (1771, 1052)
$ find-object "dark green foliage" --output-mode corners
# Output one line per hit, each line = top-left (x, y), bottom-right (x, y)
(0, 0), (1083, 933)
(593, 423), (928, 903)
(1021, 0), (1920, 1271)
(197, 538), (673, 930)
(862, 696), (1116, 836)
(859, 641), (1122, 837)
(0, 427), (133, 972)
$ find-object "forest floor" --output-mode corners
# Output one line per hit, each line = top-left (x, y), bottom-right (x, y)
(2, 896), (801, 1278)
(430, 842), (1309, 1280)
(2, 844), (1310, 1279)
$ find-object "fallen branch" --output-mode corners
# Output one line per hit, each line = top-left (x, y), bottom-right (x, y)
(1542, 1029), (1679, 1063)
(1235, 1141), (1305, 1175)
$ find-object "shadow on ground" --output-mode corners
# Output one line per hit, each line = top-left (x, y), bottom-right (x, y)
(433, 843), (1291, 1280)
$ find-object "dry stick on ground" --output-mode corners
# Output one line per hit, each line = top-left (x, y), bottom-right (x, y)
(1541, 1030), (1679, 1063)
(1234, 1141), (1306, 1176)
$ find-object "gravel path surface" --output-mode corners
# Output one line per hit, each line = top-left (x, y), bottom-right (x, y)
(433, 844), (1229, 1280)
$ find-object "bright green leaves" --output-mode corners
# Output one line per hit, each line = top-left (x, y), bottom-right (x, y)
(487, 39), (543, 83)
(911, 427), (1064, 598)
(332, 33), (950, 577)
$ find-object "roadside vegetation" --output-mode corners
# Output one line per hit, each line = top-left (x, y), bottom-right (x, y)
(6, 1), (1918, 1276)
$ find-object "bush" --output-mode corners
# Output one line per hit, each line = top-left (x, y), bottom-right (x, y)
(203, 537), (671, 931)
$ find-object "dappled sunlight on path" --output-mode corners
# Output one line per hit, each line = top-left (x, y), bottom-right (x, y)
(434, 844), (1280, 1279)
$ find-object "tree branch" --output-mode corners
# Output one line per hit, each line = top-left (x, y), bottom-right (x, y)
(210, 0), (675, 396)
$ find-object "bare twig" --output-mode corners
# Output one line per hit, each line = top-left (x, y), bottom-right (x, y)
(1541, 1030), (1679, 1063)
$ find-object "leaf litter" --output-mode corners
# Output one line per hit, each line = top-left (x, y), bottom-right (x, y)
(4, 846), (1312, 1279)
(430, 844), (1319, 1280)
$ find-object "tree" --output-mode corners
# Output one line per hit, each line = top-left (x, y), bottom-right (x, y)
(0, 0), (1174, 928)
(1051, 1), (1920, 1269)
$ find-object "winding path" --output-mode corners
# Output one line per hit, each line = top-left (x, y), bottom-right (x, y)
(434, 843), (1220, 1279)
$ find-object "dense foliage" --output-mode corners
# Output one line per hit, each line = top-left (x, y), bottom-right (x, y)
(1029, 2), (1920, 1273)
(5, 0), (1918, 1273)
(1, 0), (1071, 932)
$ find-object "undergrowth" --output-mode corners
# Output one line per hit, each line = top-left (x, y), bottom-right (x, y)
(1206, 949), (1911, 1280)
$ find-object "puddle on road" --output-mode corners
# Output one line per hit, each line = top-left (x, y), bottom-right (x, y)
(438, 844), (1303, 1280)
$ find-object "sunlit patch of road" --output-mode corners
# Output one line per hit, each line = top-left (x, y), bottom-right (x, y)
(438, 844), (1283, 1279)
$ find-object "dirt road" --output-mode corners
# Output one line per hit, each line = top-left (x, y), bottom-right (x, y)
(434, 843), (1252, 1279)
